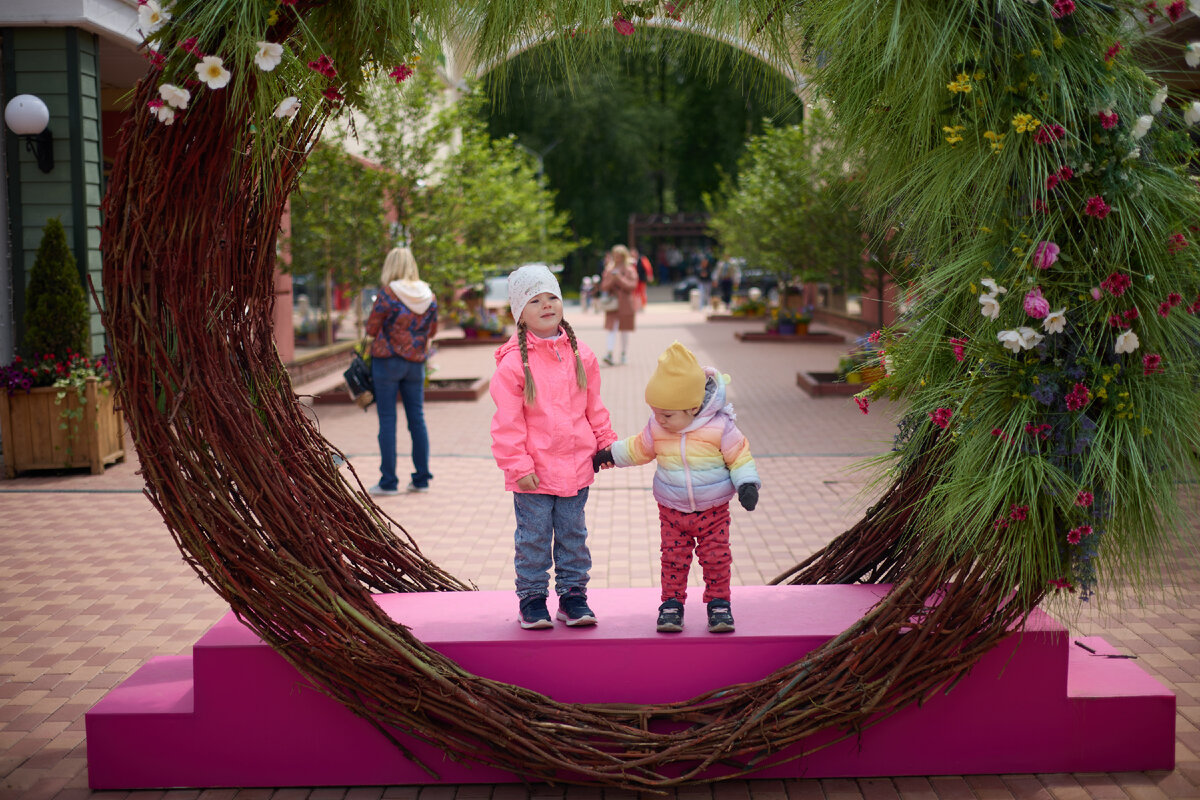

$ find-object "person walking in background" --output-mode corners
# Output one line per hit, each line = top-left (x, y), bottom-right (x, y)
(366, 247), (437, 496)
(490, 264), (618, 629)
(593, 342), (760, 633)
(600, 244), (639, 365)
(632, 247), (653, 310)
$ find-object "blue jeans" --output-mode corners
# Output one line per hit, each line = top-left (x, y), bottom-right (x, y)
(372, 356), (431, 491)
(513, 489), (591, 599)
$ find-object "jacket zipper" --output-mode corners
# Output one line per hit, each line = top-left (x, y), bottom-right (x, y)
(681, 433), (696, 511)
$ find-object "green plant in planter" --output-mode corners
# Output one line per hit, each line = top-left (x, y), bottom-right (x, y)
(22, 218), (89, 362)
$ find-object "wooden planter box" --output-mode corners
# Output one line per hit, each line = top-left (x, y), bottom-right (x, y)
(434, 332), (508, 348)
(735, 330), (845, 343)
(0, 378), (126, 477)
(796, 371), (860, 397)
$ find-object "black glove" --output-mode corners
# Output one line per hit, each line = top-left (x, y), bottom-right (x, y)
(593, 448), (615, 472)
(737, 483), (759, 511)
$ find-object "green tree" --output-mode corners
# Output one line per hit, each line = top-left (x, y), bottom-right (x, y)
(287, 141), (391, 339)
(706, 109), (863, 290)
(23, 218), (89, 360)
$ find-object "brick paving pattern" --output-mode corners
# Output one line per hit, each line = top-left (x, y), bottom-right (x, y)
(2, 298), (1197, 799)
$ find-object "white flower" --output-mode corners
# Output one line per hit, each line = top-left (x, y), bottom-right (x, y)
(153, 104), (176, 126)
(980, 293), (1002, 320)
(1124, 147), (1141, 161)
(883, 353), (895, 375)
(1017, 326), (1044, 350)
(196, 56), (232, 90)
(138, 1), (170, 36)
(1115, 329), (1140, 354)
(1187, 43), (1200, 68)
(1043, 308), (1066, 335)
(158, 83), (190, 110)
(998, 329), (1024, 354)
(1186, 101), (1200, 126)
(980, 278), (1007, 296)
(1131, 114), (1153, 139)
(1151, 85), (1168, 115)
(273, 96), (301, 119)
(254, 41), (284, 71)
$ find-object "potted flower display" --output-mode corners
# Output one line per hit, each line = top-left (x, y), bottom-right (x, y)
(767, 304), (813, 336)
(0, 218), (125, 477)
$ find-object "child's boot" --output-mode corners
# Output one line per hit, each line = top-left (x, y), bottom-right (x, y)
(656, 599), (684, 632)
(706, 598), (735, 633)
(603, 352), (615, 366)
(518, 595), (553, 629)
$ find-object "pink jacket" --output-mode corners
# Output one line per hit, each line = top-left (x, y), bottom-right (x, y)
(490, 328), (617, 495)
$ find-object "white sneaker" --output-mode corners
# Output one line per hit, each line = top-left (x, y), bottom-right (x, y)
(368, 483), (399, 496)
(406, 482), (430, 493)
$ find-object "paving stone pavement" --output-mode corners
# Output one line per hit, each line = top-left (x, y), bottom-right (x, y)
(1, 300), (1198, 800)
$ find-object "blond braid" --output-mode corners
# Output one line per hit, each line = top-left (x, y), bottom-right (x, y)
(560, 319), (587, 390)
(517, 321), (536, 405)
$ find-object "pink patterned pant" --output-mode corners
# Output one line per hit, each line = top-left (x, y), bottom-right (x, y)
(657, 502), (732, 603)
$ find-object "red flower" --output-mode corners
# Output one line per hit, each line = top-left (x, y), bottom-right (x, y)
(1168, 233), (1188, 254)
(992, 427), (1011, 443)
(1143, 353), (1163, 375)
(949, 337), (967, 362)
(1032, 198), (1049, 214)
(1098, 110), (1119, 130)
(1052, 0), (1076, 18)
(1101, 271), (1131, 296)
(1067, 527), (1083, 545)
(308, 55), (337, 79)
(1167, 0), (1186, 21)
(1104, 41), (1123, 62)
(147, 98), (164, 109)
(1065, 383), (1090, 411)
(321, 86), (344, 103)
(1057, 165), (1074, 181)
(389, 65), (413, 83)
(1158, 301), (1172, 318)
(868, 330), (881, 343)
(145, 50), (167, 68)
(1146, 0), (1159, 24)
(613, 14), (635, 35)
(1076, 490), (1094, 507)
(1123, 307), (1139, 322)
(1049, 577), (1075, 591)
(855, 396), (870, 415)
(180, 37), (204, 58)
(1033, 123), (1067, 145)
(1085, 196), (1112, 219)
(1024, 422), (1052, 440)
(928, 407), (953, 429)
(1009, 504), (1029, 521)
(1168, 292), (1183, 307)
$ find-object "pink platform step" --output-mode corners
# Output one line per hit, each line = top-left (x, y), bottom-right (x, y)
(86, 585), (1174, 789)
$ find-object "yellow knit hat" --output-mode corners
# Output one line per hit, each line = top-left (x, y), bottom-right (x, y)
(645, 342), (706, 410)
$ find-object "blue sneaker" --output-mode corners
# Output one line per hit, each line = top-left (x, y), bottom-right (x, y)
(706, 599), (735, 633)
(556, 587), (597, 626)
(518, 596), (553, 629)
(656, 599), (684, 632)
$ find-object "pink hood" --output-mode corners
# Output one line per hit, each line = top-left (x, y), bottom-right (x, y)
(489, 328), (617, 495)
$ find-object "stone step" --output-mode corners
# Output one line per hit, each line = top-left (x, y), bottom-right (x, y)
(85, 585), (1174, 789)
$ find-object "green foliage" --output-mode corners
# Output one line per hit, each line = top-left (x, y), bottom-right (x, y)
(23, 218), (89, 361)
(287, 143), (391, 301)
(804, 1), (1200, 604)
(706, 109), (863, 289)
(483, 28), (802, 272)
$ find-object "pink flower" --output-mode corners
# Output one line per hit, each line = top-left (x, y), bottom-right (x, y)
(950, 337), (967, 362)
(1123, 306), (1139, 322)
(1052, 0), (1077, 18)
(1024, 287), (1051, 319)
(1076, 490), (1094, 507)
(929, 408), (953, 429)
(180, 37), (204, 58)
(1105, 41), (1123, 62)
(1158, 301), (1172, 317)
(1168, 292), (1183, 307)
(992, 427), (1010, 442)
(389, 65), (413, 83)
(1098, 110), (1119, 130)
(1010, 504), (1029, 521)
(868, 330), (881, 343)
(1065, 383), (1090, 411)
(1032, 241), (1060, 269)
(1143, 353), (1163, 375)
(1167, 0), (1186, 21)
(1066, 525), (1091, 544)
(1033, 123), (1067, 145)
(613, 14), (635, 35)
(1046, 173), (1061, 192)
(1025, 422), (1052, 440)
(1085, 196), (1112, 218)
(1107, 314), (1127, 328)
(1091, 287), (1103, 301)
(1168, 233), (1188, 254)
(147, 98), (164, 109)
(308, 55), (337, 78)
(855, 396), (870, 415)
(1146, 0), (1159, 24)
(1101, 271), (1131, 296)
(1049, 577), (1074, 591)
(321, 86), (344, 103)
(1058, 165), (1074, 181)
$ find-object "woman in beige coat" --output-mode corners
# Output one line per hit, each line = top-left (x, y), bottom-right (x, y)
(599, 245), (639, 365)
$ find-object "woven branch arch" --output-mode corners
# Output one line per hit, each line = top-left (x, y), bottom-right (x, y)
(100, 0), (1198, 789)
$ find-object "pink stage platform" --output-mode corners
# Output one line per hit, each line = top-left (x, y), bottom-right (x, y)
(85, 585), (1175, 789)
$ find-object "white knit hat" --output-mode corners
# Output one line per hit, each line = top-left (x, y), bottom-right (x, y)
(507, 264), (562, 321)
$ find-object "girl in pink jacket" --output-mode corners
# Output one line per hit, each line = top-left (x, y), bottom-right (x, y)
(490, 264), (617, 630)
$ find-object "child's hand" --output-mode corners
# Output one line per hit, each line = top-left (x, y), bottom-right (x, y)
(738, 483), (759, 511)
(517, 473), (540, 492)
(592, 448), (615, 472)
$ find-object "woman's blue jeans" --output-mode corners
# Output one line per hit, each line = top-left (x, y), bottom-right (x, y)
(513, 489), (591, 599)
(372, 355), (431, 491)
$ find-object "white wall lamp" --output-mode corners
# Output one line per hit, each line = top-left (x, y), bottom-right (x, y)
(4, 94), (54, 174)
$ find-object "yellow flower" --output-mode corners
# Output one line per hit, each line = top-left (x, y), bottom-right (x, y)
(1142, 427), (1152, 436)
(1011, 113), (1041, 134)
(1030, 48), (1042, 58)
(1012, 246), (1024, 256)
(267, 9), (279, 24)
(979, 226), (992, 234)
(1054, 31), (1064, 49)
(973, 71), (985, 81)
(947, 76), (973, 94)
(983, 130), (1006, 153)
(1006, 85), (1018, 94)
(942, 124), (965, 145)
